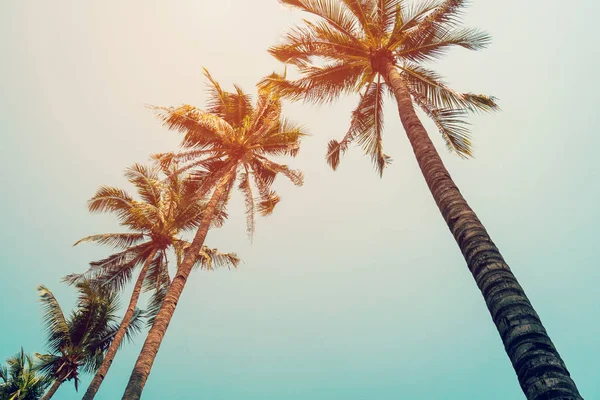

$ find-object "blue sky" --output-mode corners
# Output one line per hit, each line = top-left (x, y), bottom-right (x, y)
(1, 0), (599, 399)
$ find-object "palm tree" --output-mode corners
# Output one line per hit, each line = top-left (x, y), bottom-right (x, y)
(264, 1), (582, 399)
(0, 349), (51, 400)
(121, 70), (305, 399)
(35, 282), (142, 400)
(67, 163), (240, 400)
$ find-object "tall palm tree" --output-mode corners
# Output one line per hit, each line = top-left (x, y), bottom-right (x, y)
(264, 1), (582, 399)
(121, 70), (305, 399)
(35, 282), (142, 400)
(67, 163), (240, 400)
(0, 349), (51, 400)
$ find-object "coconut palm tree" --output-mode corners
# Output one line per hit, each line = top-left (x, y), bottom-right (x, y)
(0, 349), (51, 400)
(121, 70), (305, 399)
(35, 282), (142, 400)
(67, 163), (239, 400)
(263, 1), (581, 399)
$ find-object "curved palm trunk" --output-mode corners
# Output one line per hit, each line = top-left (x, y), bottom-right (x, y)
(121, 168), (235, 400)
(82, 249), (158, 400)
(382, 60), (582, 400)
(40, 378), (64, 400)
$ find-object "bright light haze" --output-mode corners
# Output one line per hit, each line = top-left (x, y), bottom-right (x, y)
(1, 1), (598, 399)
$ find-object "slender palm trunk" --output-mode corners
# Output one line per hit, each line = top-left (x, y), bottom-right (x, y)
(121, 168), (235, 400)
(381, 60), (582, 399)
(40, 378), (64, 400)
(82, 249), (158, 400)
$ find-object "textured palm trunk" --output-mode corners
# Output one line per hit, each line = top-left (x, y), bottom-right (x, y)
(82, 249), (158, 400)
(121, 168), (235, 400)
(382, 60), (582, 400)
(40, 378), (63, 400)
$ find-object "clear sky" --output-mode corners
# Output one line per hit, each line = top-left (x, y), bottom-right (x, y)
(1, 1), (599, 399)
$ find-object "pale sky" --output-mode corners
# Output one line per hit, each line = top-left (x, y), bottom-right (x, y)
(1, 1), (599, 399)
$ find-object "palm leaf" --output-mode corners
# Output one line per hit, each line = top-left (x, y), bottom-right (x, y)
(73, 233), (146, 249)
(401, 63), (498, 112)
(37, 286), (71, 354)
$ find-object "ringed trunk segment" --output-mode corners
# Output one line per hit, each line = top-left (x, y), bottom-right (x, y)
(121, 166), (237, 400)
(82, 249), (158, 400)
(40, 378), (64, 400)
(381, 60), (582, 400)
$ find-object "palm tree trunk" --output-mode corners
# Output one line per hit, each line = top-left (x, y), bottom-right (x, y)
(40, 378), (63, 400)
(82, 249), (158, 400)
(381, 60), (582, 400)
(121, 167), (236, 400)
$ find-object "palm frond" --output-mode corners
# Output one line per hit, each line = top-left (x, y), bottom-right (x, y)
(253, 157), (304, 187)
(279, 0), (362, 42)
(143, 251), (168, 294)
(37, 286), (70, 354)
(73, 233), (146, 249)
(388, 0), (440, 47)
(150, 105), (232, 149)
(354, 78), (390, 175)
(87, 186), (136, 217)
(144, 283), (168, 328)
(124, 164), (162, 208)
(238, 170), (256, 239)
(195, 246), (241, 270)
(257, 191), (281, 217)
(397, 27), (491, 62)
(401, 63), (498, 112)
(283, 61), (367, 104)
(411, 87), (473, 157)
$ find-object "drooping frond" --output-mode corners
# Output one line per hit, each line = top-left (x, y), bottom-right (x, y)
(143, 251), (168, 294)
(73, 233), (146, 249)
(250, 159), (278, 188)
(254, 157), (304, 186)
(257, 191), (281, 216)
(341, 0), (375, 35)
(411, 86), (473, 157)
(68, 244), (151, 293)
(144, 284), (168, 329)
(98, 308), (144, 349)
(196, 246), (241, 271)
(327, 78), (391, 174)
(353, 77), (390, 175)
(238, 171), (256, 238)
(37, 286), (70, 354)
(401, 63), (498, 113)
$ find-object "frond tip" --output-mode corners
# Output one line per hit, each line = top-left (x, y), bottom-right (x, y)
(326, 139), (342, 170)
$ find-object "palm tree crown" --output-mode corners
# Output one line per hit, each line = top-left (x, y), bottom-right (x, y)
(0, 349), (51, 400)
(265, 0), (498, 174)
(152, 68), (306, 236)
(35, 282), (142, 395)
(67, 163), (239, 315)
